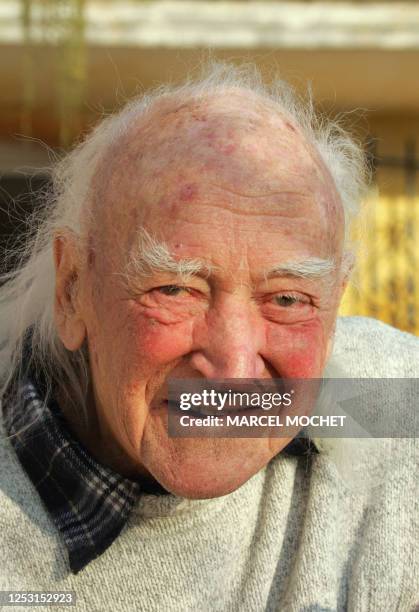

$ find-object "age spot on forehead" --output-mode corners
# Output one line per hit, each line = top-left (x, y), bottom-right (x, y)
(179, 183), (199, 202)
(190, 109), (208, 123)
(221, 143), (236, 156)
(284, 121), (297, 133)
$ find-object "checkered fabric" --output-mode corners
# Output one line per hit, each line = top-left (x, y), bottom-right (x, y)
(2, 376), (141, 574)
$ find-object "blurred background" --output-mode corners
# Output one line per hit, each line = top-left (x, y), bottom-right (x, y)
(0, 0), (418, 334)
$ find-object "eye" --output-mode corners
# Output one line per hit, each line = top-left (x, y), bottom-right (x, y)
(274, 294), (305, 307)
(155, 285), (190, 297)
(261, 291), (315, 323)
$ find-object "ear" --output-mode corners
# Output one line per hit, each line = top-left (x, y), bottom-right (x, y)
(325, 253), (355, 364)
(339, 251), (355, 299)
(53, 232), (87, 351)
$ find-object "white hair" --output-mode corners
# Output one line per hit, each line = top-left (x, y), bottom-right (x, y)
(122, 227), (214, 285)
(123, 230), (335, 287)
(0, 61), (370, 422)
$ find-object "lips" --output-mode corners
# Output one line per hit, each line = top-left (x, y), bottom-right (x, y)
(198, 404), (262, 416)
(165, 399), (263, 417)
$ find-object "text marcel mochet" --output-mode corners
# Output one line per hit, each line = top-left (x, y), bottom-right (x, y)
(176, 390), (346, 428)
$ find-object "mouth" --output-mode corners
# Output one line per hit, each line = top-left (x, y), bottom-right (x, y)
(164, 399), (264, 417)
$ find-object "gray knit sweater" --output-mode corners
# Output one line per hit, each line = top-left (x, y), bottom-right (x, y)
(0, 316), (418, 612)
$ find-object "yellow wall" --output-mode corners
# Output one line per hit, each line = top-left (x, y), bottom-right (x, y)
(339, 194), (419, 336)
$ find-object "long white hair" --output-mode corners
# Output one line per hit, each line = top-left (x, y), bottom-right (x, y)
(0, 61), (370, 424)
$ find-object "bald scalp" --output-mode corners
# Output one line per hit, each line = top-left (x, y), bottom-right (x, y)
(87, 89), (345, 276)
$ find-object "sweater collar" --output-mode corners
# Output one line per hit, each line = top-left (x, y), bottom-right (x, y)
(3, 372), (317, 574)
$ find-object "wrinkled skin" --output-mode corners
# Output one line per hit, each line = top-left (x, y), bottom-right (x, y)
(54, 93), (348, 498)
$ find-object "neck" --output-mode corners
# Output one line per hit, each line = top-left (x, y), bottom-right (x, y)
(55, 386), (168, 493)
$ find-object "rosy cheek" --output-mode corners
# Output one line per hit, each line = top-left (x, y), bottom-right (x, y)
(280, 350), (320, 378)
(131, 312), (194, 365)
(266, 321), (327, 378)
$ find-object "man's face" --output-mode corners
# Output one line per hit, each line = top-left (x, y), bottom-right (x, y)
(56, 97), (346, 498)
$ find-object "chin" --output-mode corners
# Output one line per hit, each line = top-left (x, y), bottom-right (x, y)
(143, 441), (278, 499)
(160, 473), (254, 500)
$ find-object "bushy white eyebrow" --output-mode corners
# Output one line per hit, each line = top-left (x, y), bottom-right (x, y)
(266, 257), (335, 279)
(122, 229), (336, 290)
(123, 228), (213, 282)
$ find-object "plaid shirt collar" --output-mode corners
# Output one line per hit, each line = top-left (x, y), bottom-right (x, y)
(3, 376), (141, 574)
(2, 372), (317, 575)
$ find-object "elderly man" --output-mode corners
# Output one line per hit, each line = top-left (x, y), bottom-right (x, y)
(0, 64), (418, 611)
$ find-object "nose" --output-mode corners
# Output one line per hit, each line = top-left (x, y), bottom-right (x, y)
(190, 294), (266, 379)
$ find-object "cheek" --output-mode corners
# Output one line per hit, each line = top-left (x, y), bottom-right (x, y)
(130, 311), (195, 365)
(266, 321), (328, 378)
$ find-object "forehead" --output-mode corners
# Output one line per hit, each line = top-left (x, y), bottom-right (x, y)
(109, 94), (327, 191)
(95, 94), (343, 263)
